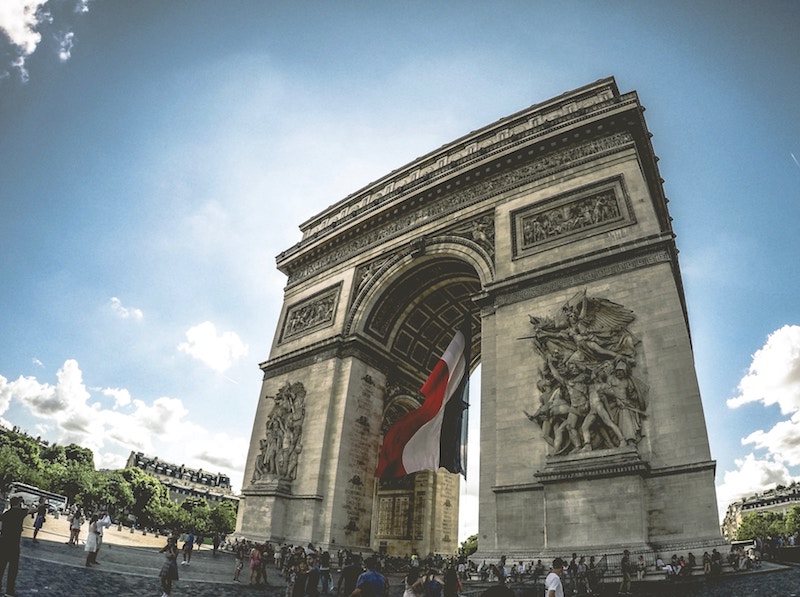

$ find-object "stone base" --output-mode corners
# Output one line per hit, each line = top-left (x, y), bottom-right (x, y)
(535, 444), (650, 484)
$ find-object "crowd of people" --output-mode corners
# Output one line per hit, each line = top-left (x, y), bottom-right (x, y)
(1, 493), (792, 597)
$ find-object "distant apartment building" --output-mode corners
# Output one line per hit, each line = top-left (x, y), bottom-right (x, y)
(722, 482), (800, 540)
(126, 451), (239, 508)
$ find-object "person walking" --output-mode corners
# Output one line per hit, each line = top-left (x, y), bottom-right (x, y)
(31, 497), (47, 543)
(181, 530), (195, 566)
(0, 495), (37, 597)
(544, 557), (565, 597)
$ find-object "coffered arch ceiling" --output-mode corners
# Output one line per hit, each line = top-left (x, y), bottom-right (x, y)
(364, 257), (482, 386)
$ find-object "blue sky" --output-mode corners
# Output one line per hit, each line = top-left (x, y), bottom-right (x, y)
(1, 1), (799, 542)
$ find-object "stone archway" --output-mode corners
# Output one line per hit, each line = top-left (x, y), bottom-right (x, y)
(237, 77), (723, 561)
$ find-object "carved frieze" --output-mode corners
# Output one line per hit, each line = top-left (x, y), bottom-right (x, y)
(251, 381), (306, 483)
(286, 133), (634, 286)
(279, 284), (341, 343)
(522, 290), (649, 457)
(512, 175), (634, 258)
(451, 213), (496, 261)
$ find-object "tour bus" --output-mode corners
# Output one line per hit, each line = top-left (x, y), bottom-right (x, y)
(7, 482), (68, 512)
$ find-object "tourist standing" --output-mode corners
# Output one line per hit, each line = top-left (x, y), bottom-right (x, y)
(0, 495), (37, 596)
(337, 555), (363, 597)
(68, 507), (84, 546)
(544, 558), (565, 597)
(159, 548), (179, 597)
(618, 550), (632, 595)
(94, 512), (112, 563)
(350, 556), (388, 597)
(84, 514), (100, 567)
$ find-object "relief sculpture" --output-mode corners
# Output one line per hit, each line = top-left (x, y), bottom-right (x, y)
(523, 290), (648, 455)
(252, 381), (306, 483)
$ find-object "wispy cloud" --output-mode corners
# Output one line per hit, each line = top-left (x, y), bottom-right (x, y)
(109, 297), (144, 321)
(177, 321), (248, 373)
(0, 0), (90, 81)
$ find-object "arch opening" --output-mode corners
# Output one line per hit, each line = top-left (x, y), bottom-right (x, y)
(369, 255), (483, 555)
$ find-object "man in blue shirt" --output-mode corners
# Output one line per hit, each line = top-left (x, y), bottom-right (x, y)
(350, 556), (387, 597)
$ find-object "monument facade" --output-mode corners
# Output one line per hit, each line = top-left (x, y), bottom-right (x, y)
(237, 77), (722, 559)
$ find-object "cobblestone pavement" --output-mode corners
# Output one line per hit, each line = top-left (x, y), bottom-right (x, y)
(6, 526), (800, 597)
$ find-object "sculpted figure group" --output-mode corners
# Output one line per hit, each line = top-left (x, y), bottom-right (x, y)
(523, 290), (648, 455)
(252, 381), (306, 482)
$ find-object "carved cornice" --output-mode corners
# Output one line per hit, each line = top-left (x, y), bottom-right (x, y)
(293, 79), (631, 244)
(648, 460), (717, 478)
(534, 446), (651, 484)
(283, 132), (634, 287)
(260, 335), (392, 380)
(479, 238), (674, 310)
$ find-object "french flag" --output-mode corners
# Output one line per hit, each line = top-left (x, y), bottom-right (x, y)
(375, 323), (471, 479)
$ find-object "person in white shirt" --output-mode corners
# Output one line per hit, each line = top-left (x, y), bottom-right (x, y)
(94, 513), (113, 563)
(544, 558), (565, 597)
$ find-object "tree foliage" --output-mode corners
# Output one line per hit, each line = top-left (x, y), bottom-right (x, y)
(1, 431), (237, 536)
(459, 533), (478, 556)
(736, 511), (787, 540)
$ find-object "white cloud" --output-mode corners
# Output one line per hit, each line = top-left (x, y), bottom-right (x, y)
(57, 30), (73, 61)
(109, 297), (144, 321)
(717, 325), (800, 520)
(716, 453), (798, 520)
(727, 325), (800, 414)
(0, 359), (245, 483)
(177, 321), (248, 373)
(102, 387), (131, 408)
(0, 0), (90, 81)
(0, 1), (45, 55)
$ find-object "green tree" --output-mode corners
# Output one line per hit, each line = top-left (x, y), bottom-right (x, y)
(209, 501), (238, 535)
(459, 533), (478, 556)
(121, 467), (169, 526)
(0, 445), (27, 493)
(40, 443), (68, 466)
(64, 443), (95, 469)
(0, 432), (44, 473)
(149, 501), (189, 532)
(181, 497), (211, 535)
(50, 461), (94, 504)
(785, 505), (800, 536)
(736, 511), (786, 541)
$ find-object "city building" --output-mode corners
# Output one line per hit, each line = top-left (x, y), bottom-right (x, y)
(125, 451), (239, 507)
(722, 482), (800, 540)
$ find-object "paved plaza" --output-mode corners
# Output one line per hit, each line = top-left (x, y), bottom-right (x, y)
(5, 518), (800, 596)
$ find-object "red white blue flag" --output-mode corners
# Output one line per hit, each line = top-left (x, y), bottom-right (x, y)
(375, 323), (470, 479)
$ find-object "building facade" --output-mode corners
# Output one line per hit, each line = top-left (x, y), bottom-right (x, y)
(722, 483), (800, 540)
(126, 451), (239, 507)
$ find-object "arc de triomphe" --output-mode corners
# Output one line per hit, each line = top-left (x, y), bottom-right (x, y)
(237, 77), (722, 559)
